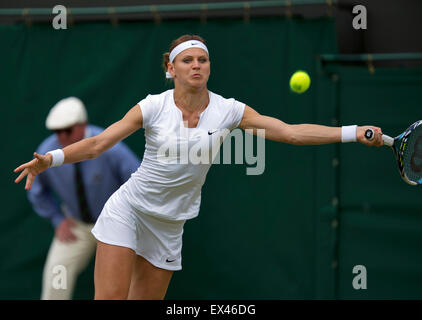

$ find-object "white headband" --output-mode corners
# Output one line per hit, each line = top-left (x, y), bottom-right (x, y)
(166, 40), (209, 79)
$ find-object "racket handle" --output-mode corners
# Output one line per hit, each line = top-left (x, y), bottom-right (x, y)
(382, 134), (394, 147)
(364, 128), (394, 147)
(364, 129), (375, 141)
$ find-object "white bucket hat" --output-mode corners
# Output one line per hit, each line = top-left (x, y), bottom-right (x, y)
(45, 97), (88, 130)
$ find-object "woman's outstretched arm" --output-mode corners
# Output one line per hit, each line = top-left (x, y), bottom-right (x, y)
(14, 105), (143, 190)
(238, 105), (383, 147)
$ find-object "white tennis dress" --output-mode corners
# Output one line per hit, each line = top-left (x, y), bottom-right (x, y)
(91, 89), (245, 270)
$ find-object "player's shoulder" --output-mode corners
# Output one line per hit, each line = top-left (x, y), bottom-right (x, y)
(137, 90), (174, 127)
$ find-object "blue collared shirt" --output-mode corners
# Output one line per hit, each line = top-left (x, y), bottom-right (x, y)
(27, 125), (140, 227)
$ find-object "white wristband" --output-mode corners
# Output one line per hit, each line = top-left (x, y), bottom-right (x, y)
(341, 125), (357, 143)
(46, 149), (65, 167)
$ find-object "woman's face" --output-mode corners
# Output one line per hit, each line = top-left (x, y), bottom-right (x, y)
(169, 48), (210, 89)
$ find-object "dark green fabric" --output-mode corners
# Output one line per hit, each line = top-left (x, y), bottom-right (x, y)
(317, 64), (422, 299)
(1, 16), (342, 299)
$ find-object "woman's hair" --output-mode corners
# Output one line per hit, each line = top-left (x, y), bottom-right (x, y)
(162, 34), (207, 77)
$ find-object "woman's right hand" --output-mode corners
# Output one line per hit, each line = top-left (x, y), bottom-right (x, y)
(14, 152), (52, 190)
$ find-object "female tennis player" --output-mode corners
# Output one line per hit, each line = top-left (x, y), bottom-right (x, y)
(14, 35), (383, 300)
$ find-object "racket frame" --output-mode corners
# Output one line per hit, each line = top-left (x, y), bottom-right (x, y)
(365, 120), (422, 186)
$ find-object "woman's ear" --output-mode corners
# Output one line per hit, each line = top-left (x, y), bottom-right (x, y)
(167, 62), (175, 78)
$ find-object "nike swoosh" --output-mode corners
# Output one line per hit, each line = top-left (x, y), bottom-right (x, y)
(208, 130), (217, 135)
(166, 259), (176, 263)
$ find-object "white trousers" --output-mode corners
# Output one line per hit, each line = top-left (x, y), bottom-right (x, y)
(41, 220), (96, 300)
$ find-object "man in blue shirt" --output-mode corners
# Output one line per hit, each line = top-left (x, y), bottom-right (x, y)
(27, 97), (140, 299)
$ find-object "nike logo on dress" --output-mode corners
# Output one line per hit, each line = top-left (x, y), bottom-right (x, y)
(208, 130), (218, 135)
(166, 258), (176, 263)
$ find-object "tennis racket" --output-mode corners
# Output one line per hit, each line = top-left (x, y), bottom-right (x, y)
(365, 120), (422, 186)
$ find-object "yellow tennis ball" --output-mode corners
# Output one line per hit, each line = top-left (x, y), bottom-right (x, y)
(290, 71), (311, 93)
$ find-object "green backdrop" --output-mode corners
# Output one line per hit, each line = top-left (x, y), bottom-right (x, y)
(315, 65), (422, 299)
(1, 15), (421, 300)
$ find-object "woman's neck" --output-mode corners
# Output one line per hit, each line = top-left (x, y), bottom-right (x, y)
(173, 86), (209, 114)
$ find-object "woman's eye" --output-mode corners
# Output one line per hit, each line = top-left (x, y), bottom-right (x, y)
(182, 58), (207, 63)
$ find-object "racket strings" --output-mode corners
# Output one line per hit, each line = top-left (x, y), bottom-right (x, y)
(402, 125), (422, 184)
